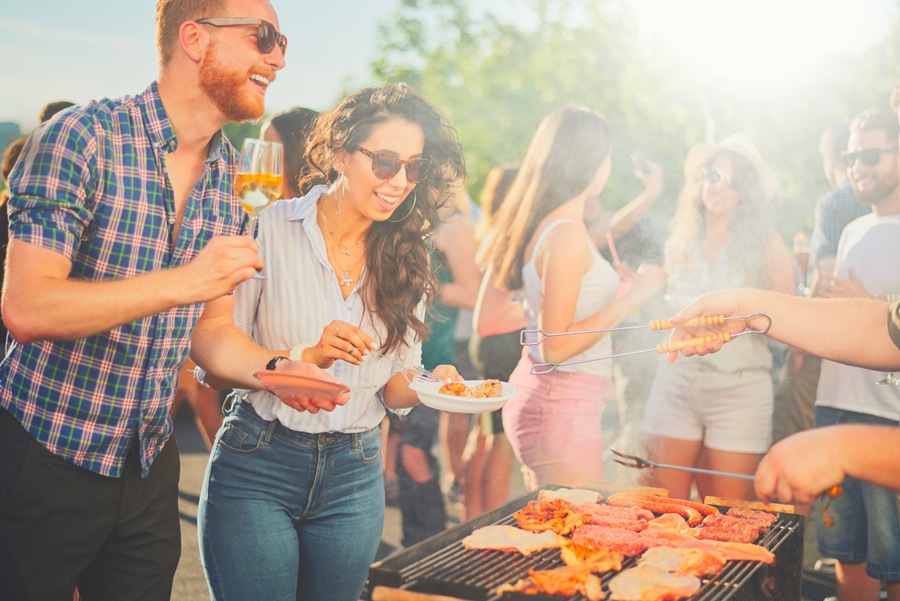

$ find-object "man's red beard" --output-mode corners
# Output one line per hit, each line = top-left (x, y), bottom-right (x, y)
(199, 43), (265, 123)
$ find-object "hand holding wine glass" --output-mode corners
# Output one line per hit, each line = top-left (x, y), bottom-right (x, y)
(236, 138), (284, 237)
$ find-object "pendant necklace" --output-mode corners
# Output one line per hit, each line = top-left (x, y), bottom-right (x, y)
(319, 205), (366, 288)
(320, 206), (364, 256)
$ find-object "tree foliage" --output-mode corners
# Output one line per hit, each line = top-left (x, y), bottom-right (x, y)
(371, 0), (900, 237)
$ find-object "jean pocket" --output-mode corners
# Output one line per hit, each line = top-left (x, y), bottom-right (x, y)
(354, 428), (382, 463)
(217, 420), (266, 453)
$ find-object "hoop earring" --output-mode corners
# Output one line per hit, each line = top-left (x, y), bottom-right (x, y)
(335, 173), (346, 216)
(387, 191), (417, 223)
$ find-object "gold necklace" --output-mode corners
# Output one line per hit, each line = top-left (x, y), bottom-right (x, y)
(319, 206), (366, 287)
(320, 206), (364, 256)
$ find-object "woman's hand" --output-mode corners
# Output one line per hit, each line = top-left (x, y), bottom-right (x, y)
(308, 320), (378, 368)
(630, 263), (667, 301)
(266, 361), (351, 414)
(430, 363), (462, 384)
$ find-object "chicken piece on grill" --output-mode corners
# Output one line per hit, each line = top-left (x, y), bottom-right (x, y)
(608, 564), (701, 600)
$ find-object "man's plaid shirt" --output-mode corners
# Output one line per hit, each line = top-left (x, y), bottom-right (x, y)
(2, 82), (243, 477)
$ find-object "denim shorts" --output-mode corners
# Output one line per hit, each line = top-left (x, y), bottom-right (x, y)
(199, 400), (384, 601)
(814, 406), (900, 580)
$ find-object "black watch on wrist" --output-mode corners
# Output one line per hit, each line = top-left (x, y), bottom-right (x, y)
(266, 356), (289, 371)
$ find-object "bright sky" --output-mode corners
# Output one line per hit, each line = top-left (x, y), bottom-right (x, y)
(0, 0), (399, 131)
(1, 1), (895, 131)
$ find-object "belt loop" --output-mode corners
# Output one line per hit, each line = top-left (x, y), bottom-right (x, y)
(262, 421), (275, 445)
(221, 390), (240, 415)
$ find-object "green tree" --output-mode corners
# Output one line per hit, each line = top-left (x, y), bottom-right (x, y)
(372, 0), (900, 239)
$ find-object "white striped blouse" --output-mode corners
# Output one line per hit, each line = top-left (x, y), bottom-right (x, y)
(232, 185), (421, 433)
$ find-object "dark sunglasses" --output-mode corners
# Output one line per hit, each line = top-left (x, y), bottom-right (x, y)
(701, 167), (738, 188)
(357, 147), (431, 184)
(195, 18), (288, 56)
(840, 147), (899, 168)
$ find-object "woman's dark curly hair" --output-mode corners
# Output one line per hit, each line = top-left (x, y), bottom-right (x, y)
(301, 84), (466, 354)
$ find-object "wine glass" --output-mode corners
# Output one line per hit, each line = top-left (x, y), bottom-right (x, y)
(236, 138), (284, 238)
(792, 233), (810, 296)
(877, 293), (900, 385)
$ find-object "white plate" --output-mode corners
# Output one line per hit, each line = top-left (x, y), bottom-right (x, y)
(408, 379), (517, 413)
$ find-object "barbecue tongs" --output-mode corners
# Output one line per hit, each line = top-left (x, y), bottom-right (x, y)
(522, 313), (771, 375)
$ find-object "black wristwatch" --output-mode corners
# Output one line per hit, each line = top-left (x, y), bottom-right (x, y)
(266, 356), (290, 371)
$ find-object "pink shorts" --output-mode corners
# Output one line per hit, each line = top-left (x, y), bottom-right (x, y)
(502, 351), (610, 490)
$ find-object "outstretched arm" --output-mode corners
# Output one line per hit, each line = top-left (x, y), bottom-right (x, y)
(2, 237), (262, 344)
(665, 289), (900, 371)
(755, 425), (900, 504)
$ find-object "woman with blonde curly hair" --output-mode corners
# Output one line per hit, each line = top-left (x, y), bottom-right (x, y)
(641, 134), (794, 501)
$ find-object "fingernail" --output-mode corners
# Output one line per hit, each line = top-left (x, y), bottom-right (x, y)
(369, 341), (379, 350)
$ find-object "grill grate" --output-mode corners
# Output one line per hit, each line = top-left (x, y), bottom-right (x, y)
(369, 490), (804, 601)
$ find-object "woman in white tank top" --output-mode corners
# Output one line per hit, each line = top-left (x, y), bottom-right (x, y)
(474, 106), (667, 490)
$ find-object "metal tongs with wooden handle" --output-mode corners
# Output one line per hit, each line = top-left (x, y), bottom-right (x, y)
(523, 312), (772, 375)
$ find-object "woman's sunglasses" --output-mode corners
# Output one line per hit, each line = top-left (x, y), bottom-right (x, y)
(195, 18), (288, 56)
(357, 147), (431, 184)
(701, 167), (738, 188)
(840, 147), (899, 168)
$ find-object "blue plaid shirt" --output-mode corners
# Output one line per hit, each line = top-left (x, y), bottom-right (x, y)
(2, 82), (243, 477)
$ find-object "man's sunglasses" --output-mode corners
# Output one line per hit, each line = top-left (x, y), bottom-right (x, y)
(357, 147), (431, 184)
(701, 167), (738, 188)
(840, 147), (899, 168)
(195, 18), (288, 56)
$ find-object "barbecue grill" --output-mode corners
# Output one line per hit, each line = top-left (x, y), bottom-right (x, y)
(368, 487), (804, 601)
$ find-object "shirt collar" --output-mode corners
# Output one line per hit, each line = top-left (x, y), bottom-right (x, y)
(139, 81), (229, 165)
(288, 184), (329, 223)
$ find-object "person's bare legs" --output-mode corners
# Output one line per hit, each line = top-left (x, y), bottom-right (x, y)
(834, 562), (881, 601)
(694, 446), (762, 501)
(461, 423), (487, 521)
(482, 432), (513, 511)
(886, 580), (900, 601)
(440, 411), (470, 492)
(644, 435), (702, 499)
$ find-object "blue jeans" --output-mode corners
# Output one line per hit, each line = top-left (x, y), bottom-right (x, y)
(198, 400), (384, 601)
(814, 406), (900, 580)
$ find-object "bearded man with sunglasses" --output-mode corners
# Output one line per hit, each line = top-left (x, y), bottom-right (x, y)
(810, 106), (900, 601)
(0, 1), (307, 599)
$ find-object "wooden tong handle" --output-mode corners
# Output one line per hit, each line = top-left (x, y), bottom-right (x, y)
(656, 331), (731, 353)
(649, 314), (726, 330)
(371, 586), (464, 601)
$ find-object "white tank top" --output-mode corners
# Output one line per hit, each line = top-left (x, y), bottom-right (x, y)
(521, 219), (619, 376)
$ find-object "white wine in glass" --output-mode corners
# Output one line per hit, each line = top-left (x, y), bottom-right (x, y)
(236, 138), (283, 236)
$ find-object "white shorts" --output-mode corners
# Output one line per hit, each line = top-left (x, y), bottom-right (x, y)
(641, 362), (774, 454)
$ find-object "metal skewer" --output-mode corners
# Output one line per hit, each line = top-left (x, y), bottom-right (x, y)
(610, 448), (755, 481)
(527, 312), (771, 375)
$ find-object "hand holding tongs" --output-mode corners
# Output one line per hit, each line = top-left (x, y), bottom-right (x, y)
(524, 312), (771, 375)
(611, 448), (754, 481)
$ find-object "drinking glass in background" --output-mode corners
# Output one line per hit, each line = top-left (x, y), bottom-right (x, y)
(236, 138), (284, 237)
(792, 231), (810, 296)
(877, 293), (900, 385)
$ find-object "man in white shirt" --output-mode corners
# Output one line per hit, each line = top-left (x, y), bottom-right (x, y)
(813, 106), (900, 601)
